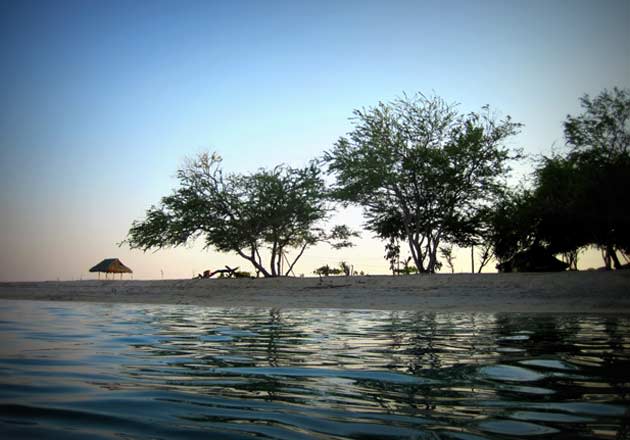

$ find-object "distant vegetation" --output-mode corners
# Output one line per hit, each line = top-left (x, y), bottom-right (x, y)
(313, 261), (356, 277)
(313, 264), (342, 277)
(126, 88), (629, 276)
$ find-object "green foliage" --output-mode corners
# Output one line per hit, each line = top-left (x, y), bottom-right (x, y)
(541, 151), (630, 266)
(489, 88), (630, 270)
(384, 237), (401, 276)
(328, 225), (360, 249)
(313, 262), (356, 276)
(489, 188), (539, 263)
(532, 155), (589, 254)
(313, 264), (342, 276)
(396, 264), (418, 275)
(324, 93), (521, 273)
(563, 88), (630, 266)
(536, 89), (630, 268)
(126, 153), (357, 277)
(439, 246), (456, 273)
(564, 87), (629, 157)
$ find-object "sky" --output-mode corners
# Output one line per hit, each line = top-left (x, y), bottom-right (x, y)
(1, 0), (629, 281)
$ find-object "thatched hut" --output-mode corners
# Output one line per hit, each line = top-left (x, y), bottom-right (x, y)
(89, 258), (133, 280)
(496, 246), (569, 273)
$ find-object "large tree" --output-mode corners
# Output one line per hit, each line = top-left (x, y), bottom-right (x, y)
(563, 88), (630, 268)
(324, 93), (521, 273)
(488, 88), (630, 270)
(126, 153), (356, 277)
(537, 151), (630, 269)
(491, 151), (630, 270)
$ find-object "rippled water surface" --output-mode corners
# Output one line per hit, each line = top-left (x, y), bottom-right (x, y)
(0, 300), (629, 439)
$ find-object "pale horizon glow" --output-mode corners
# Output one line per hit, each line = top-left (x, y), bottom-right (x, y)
(1, 0), (629, 281)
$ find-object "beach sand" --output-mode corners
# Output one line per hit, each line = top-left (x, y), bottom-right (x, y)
(1, 272), (629, 313)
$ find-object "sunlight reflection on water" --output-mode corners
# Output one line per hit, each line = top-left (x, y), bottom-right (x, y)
(0, 300), (628, 439)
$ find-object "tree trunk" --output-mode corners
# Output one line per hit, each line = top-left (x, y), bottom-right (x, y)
(237, 249), (271, 277)
(477, 244), (493, 273)
(428, 245), (438, 273)
(426, 234), (441, 273)
(471, 246), (475, 274)
(607, 245), (622, 270)
(407, 235), (423, 272)
(277, 248), (283, 277)
(270, 242), (277, 277)
(285, 242), (308, 276)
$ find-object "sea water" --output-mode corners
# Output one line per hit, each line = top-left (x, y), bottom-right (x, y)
(0, 300), (628, 439)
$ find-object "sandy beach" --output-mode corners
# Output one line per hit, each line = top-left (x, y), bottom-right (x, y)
(1, 271), (629, 313)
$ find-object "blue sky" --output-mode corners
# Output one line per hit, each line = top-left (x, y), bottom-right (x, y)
(1, 0), (629, 280)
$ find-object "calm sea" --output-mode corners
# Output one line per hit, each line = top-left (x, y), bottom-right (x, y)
(0, 300), (628, 439)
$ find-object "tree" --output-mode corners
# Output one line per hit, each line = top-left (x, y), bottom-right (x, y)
(564, 87), (629, 157)
(324, 93), (521, 273)
(529, 154), (588, 269)
(475, 242), (495, 273)
(563, 88), (630, 268)
(126, 153), (357, 277)
(384, 238), (401, 276)
(488, 152), (630, 271)
(492, 155), (589, 271)
(449, 205), (496, 273)
(487, 188), (538, 265)
(564, 150), (630, 269)
(487, 89), (630, 271)
(439, 245), (456, 273)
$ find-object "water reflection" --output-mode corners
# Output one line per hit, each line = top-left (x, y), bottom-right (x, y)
(0, 300), (628, 439)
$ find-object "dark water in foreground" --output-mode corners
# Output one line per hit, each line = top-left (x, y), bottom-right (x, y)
(0, 301), (628, 439)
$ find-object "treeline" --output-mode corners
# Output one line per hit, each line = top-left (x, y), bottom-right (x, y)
(125, 89), (630, 275)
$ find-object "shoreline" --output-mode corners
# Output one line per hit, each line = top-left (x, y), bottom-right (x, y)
(1, 272), (629, 313)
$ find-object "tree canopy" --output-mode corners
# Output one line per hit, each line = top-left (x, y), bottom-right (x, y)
(126, 153), (357, 277)
(564, 87), (629, 157)
(488, 88), (630, 270)
(323, 93), (521, 273)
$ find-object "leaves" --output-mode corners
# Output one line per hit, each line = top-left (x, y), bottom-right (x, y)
(565, 87), (630, 156)
(126, 153), (357, 276)
(488, 89), (630, 269)
(324, 93), (521, 273)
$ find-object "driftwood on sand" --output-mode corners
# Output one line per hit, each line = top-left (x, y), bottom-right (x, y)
(197, 266), (240, 279)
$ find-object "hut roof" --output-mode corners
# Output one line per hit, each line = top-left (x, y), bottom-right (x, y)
(89, 258), (133, 273)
